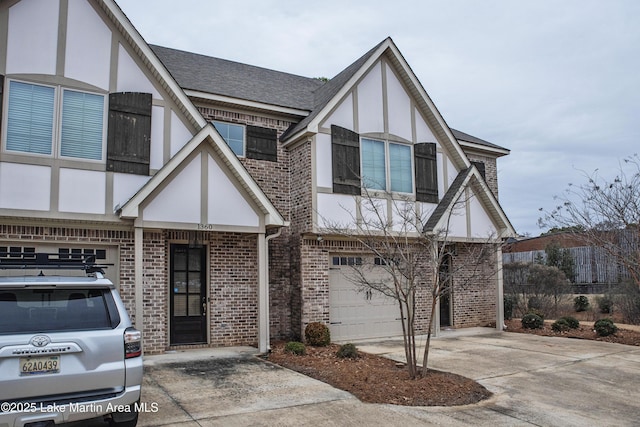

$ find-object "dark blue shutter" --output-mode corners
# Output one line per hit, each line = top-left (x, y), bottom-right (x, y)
(331, 125), (361, 195)
(107, 92), (152, 175)
(414, 142), (438, 203)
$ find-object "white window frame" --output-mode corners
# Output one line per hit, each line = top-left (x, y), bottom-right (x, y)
(212, 121), (245, 157)
(360, 137), (414, 195)
(3, 78), (107, 163)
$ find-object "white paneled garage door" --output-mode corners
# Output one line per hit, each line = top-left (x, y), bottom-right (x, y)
(0, 243), (119, 286)
(329, 255), (404, 341)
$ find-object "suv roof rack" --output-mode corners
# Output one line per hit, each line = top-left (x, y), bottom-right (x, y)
(0, 252), (110, 274)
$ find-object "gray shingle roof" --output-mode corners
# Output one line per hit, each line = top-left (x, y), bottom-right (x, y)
(151, 45), (324, 110)
(450, 129), (507, 152)
(423, 167), (473, 232)
(151, 42), (508, 152)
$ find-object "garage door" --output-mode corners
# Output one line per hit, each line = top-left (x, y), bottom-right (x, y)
(329, 255), (404, 341)
(0, 243), (119, 286)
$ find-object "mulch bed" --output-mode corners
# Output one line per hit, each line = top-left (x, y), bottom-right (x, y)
(267, 342), (492, 406)
(505, 319), (640, 346)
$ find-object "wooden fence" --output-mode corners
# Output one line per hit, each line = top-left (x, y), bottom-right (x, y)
(503, 245), (632, 286)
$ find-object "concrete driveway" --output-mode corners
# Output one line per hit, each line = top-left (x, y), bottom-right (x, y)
(74, 329), (640, 426)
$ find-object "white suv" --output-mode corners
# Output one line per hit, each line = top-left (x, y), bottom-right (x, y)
(0, 253), (142, 427)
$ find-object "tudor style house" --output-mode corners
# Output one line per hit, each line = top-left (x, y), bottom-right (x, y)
(0, 0), (515, 353)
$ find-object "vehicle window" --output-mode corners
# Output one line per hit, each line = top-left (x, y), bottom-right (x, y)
(0, 288), (117, 334)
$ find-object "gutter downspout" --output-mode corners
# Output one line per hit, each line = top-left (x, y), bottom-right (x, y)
(496, 244), (505, 331)
(258, 227), (284, 353)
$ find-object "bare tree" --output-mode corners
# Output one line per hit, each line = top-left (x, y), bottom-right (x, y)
(321, 187), (502, 377)
(539, 154), (640, 287)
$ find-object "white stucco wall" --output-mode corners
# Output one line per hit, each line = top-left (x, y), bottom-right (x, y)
(207, 156), (258, 227)
(386, 65), (412, 141)
(113, 173), (150, 211)
(170, 111), (193, 157)
(317, 193), (356, 229)
(357, 62), (384, 133)
(64, 0), (111, 90)
(469, 193), (497, 238)
(142, 154), (200, 223)
(0, 163), (51, 211)
(58, 169), (106, 214)
(315, 133), (332, 189)
(6, 0), (59, 75)
(321, 93), (354, 131)
(150, 106), (165, 170)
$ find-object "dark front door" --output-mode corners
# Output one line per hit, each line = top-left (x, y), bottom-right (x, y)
(439, 253), (452, 328)
(170, 244), (207, 345)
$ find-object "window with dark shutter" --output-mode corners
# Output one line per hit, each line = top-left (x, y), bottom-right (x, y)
(246, 125), (277, 162)
(106, 92), (152, 175)
(471, 161), (486, 180)
(331, 125), (361, 195)
(414, 142), (438, 203)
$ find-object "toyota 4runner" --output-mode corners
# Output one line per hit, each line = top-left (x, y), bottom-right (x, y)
(0, 253), (142, 427)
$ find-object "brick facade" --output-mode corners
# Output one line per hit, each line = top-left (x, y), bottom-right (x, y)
(450, 243), (499, 328)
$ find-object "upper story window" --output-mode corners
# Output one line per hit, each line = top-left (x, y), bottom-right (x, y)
(332, 125), (438, 203)
(361, 137), (412, 193)
(213, 121), (244, 156)
(5, 80), (105, 161)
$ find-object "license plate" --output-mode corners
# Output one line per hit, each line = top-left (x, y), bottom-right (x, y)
(19, 356), (60, 376)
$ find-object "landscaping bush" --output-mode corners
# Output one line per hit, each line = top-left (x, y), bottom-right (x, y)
(304, 322), (331, 346)
(284, 341), (306, 355)
(552, 318), (570, 332)
(594, 318), (618, 337)
(596, 296), (613, 314)
(336, 343), (359, 359)
(526, 309), (545, 320)
(521, 313), (544, 329)
(504, 295), (515, 320)
(558, 316), (580, 329)
(573, 295), (590, 312)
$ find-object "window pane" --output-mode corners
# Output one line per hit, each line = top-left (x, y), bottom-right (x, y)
(389, 143), (412, 193)
(61, 90), (104, 160)
(361, 138), (386, 190)
(6, 81), (54, 155)
(213, 121), (244, 156)
(0, 288), (112, 333)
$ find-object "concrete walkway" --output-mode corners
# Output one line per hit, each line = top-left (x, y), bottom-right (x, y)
(75, 328), (640, 426)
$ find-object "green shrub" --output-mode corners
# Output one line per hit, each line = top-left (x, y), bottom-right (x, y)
(336, 343), (359, 359)
(526, 309), (545, 320)
(558, 316), (580, 329)
(304, 322), (331, 346)
(284, 341), (306, 355)
(596, 296), (613, 314)
(573, 295), (590, 312)
(521, 313), (544, 329)
(504, 295), (515, 320)
(551, 318), (570, 332)
(594, 318), (618, 337)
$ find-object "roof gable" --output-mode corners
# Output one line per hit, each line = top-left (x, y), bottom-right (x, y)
(424, 166), (515, 239)
(119, 125), (285, 229)
(279, 38), (475, 172)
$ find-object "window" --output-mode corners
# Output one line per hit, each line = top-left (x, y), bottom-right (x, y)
(4, 80), (105, 161)
(6, 80), (55, 155)
(61, 89), (104, 160)
(331, 125), (438, 202)
(213, 121), (244, 156)
(361, 138), (412, 193)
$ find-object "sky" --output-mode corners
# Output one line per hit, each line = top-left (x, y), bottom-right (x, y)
(117, 0), (639, 237)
